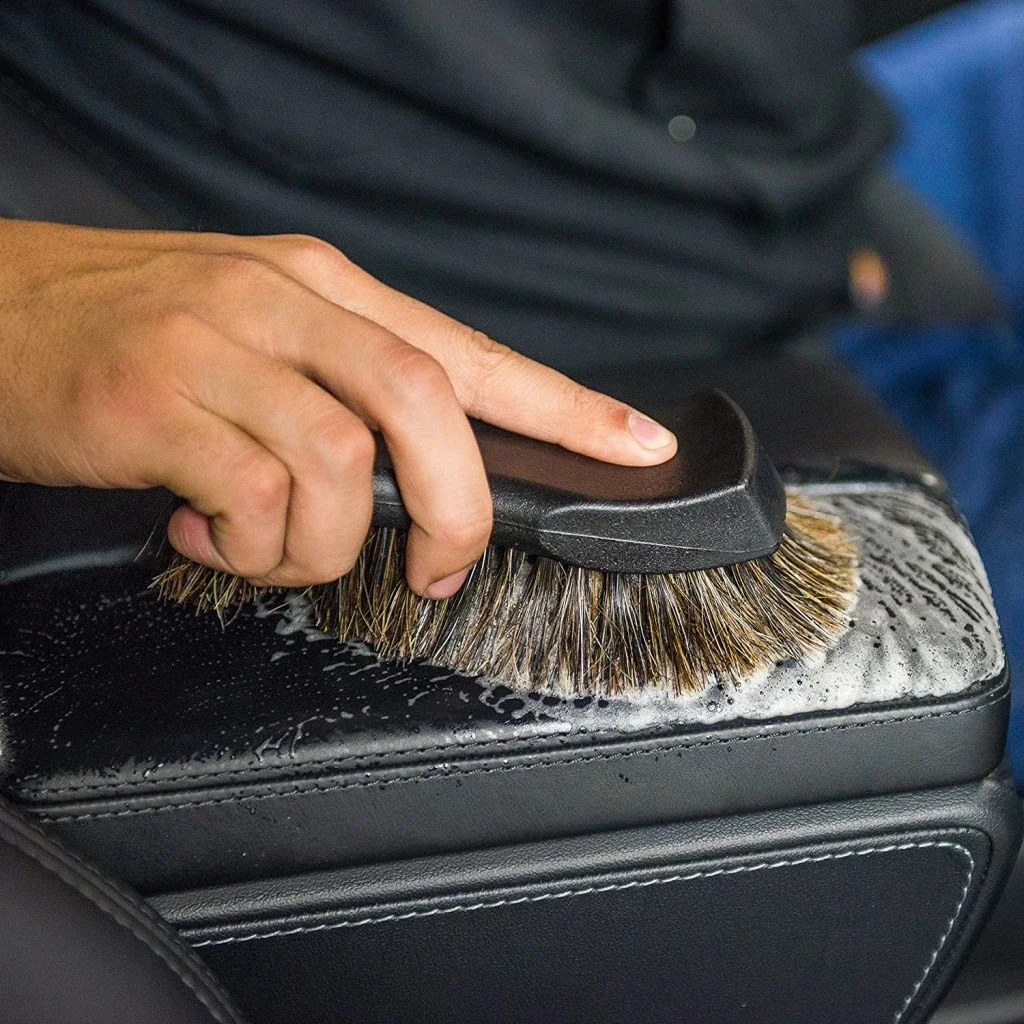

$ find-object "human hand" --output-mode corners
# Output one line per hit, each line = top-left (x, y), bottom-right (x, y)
(0, 219), (677, 597)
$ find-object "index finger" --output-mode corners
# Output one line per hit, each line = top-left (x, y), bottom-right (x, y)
(255, 236), (678, 466)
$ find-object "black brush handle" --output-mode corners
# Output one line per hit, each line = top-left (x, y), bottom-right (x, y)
(371, 389), (786, 574)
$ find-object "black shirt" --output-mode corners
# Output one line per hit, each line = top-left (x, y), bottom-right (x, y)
(0, 0), (892, 368)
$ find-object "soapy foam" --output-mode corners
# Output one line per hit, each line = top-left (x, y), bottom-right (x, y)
(256, 487), (1003, 733)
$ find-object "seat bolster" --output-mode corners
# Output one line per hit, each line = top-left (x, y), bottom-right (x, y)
(0, 797), (245, 1024)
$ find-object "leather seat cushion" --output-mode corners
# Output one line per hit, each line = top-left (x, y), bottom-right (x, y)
(0, 474), (1006, 895)
(0, 356), (1008, 893)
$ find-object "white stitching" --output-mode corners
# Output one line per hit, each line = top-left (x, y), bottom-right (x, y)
(186, 839), (974, 1021)
(30, 691), (1007, 822)
(893, 841), (975, 1023)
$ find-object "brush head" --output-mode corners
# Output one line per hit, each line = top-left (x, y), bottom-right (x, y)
(154, 494), (858, 697)
(309, 494), (857, 697)
(374, 389), (786, 573)
(152, 390), (858, 697)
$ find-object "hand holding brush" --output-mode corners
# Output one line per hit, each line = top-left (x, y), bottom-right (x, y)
(0, 217), (677, 599)
(158, 392), (858, 698)
(0, 218), (855, 697)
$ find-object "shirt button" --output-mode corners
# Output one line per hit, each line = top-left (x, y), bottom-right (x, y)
(667, 114), (696, 142)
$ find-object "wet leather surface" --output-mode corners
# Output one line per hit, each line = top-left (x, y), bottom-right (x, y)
(0, 481), (1008, 892)
(0, 481), (1001, 789)
(0, 356), (1007, 892)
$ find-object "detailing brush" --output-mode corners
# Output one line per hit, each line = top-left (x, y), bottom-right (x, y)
(154, 390), (858, 698)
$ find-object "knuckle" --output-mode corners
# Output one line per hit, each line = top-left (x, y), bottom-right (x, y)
(150, 306), (209, 346)
(232, 452), (290, 518)
(257, 565), (306, 588)
(337, 425), (377, 478)
(214, 520), (280, 580)
(309, 414), (376, 475)
(468, 328), (513, 363)
(273, 546), (361, 588)
(384, 348), (452, 408)
(205, 251), (282, 296)
(281, 234), (352, 274)
(461, 330), (518, 407)
(322, 544), (363, 581)
(427, 506), (493, 554)
(147, 308), (226, 370)
(227, 550), (279, 581)
(263, 524), (366, 586)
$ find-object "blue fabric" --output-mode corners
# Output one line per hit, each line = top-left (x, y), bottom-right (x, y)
(835, 0), (1024, 779)
(835, 321), (1024, 761)
(858, 0), (1024, 312)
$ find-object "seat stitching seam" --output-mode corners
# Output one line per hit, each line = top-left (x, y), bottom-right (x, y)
(20, 685), (1007, 800)
(15, 723), (683, 796)
(1, 818), (244, 1024)
(186, 839), (975, 1021)
(893, 841), (976, 1022)
(28, 693), (1005, 820)
(184, 833), (974, 1022)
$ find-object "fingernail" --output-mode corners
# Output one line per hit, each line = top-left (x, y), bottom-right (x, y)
(425, 567), (469, 600)
(627, 410), (675, 450)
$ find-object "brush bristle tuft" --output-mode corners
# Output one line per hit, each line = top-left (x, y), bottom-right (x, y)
(152, 494), (858, 698)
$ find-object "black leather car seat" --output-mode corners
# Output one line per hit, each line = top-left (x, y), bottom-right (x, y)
(0, 796), (244, 1024)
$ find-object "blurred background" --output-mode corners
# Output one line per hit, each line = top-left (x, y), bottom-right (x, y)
(835, 0), (1024, 775)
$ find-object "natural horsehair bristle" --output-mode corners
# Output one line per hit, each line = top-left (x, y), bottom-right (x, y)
(152, 493), (858, 698)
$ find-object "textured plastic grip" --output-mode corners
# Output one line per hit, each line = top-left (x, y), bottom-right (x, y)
(371, 389), (786, 574)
